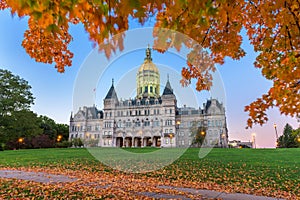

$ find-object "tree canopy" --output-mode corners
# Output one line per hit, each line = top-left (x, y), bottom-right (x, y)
(0, 69), (69, 149)
(277, 123), (299, 148)
(0, 69), (34, 118)
(0, 0), (299, 127)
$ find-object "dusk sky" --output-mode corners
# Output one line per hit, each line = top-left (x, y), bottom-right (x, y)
(0, 10), (298, 148)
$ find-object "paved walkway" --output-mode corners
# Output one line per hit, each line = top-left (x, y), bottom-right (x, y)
(0, 169), (285, 200)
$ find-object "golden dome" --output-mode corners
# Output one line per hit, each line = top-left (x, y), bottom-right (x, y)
(136, 46), (160, 99)
(138, 60), (159, 73)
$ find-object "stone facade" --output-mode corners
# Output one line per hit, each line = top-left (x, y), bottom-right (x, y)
(69, 47), (228, 148)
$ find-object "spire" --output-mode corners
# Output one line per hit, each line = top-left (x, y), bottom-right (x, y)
(70, 112), (73, 121)
(162, 77), (174, 95)
(145, 45), (152, 61)
(105, 78), (118, 100)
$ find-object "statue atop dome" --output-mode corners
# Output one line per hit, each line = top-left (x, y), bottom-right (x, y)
(145, 44), (152, 61)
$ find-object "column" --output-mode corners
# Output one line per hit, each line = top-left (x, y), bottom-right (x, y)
(141, 137), (144, 147)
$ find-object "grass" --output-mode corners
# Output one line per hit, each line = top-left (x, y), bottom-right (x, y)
(0, 148), (299, 197)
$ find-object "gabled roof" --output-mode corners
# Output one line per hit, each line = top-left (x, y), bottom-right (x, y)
(162, 79), (174, 95)
(104, 79), (118, 100)
(204, 99), (224, 113)
(74, 106), (103, 120)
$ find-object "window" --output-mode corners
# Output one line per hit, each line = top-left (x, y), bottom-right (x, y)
(150, 86), (153, 93)
(145, 86), (148, 93)
(87, 125), (92, 131)
(153, 120), (160, 127)
(95, 124), (100, 131)
(117, 121), (122, 128)
(181, 140), (185, 145)
(165, 138), (169, 144)
(144, 120), (150, 126)
(136, 120), (141, 127)
(165, 129), (168, 133)
(170, 109), (172, 114)
(165, 120), (172, 126)
(126, 121), (131, 127)
(169, 129), (173, 133)
(105, 122), (112, 128)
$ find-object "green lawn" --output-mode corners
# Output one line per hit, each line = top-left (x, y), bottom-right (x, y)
(0, 148), (299, 197)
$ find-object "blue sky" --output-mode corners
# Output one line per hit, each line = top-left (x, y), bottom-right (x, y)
(0, 10), (298, 148)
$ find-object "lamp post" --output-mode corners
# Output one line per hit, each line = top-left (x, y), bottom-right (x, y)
(169, 133), (174, 148)
(251, 133), (256, 149)
(18, 137), (23, 149)
(221, 133), (226, 148)
(176, 120), (180, 146)
(57, 135), (62, 142)
(273, 123), (279, 147)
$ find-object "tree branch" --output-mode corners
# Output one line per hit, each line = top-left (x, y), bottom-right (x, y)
(286, 25), (294, 50)
(286, 3), (300, 33)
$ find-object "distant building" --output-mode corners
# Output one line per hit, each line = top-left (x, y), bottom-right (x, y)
(69, 47), (229, 148)
(228, 140), (253, 148)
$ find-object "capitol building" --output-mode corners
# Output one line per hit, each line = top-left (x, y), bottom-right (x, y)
(69, 47), (228, 148)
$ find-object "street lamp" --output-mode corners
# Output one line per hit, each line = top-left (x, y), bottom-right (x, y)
(57, 135), (62, 142)
(18, 137), (24, 149)
(201, 131), (205, 136)
(221, 133), (226, 148)
(169, 133), (174, 148)
(251, 133), (256, 149)
(273, 123), (279, 147)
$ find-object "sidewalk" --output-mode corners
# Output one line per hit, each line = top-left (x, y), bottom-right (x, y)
(0, 169), (285, 200)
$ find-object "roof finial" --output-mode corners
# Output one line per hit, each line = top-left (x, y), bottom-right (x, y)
(112, 78), (114, 86)
(145, 45), (152, 61)
(167, 74), (169, 81)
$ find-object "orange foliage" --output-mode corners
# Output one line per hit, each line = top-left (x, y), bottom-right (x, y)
(0, 0), (299, 127)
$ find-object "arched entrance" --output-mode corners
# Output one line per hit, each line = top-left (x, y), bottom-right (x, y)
(152, 136), (161, 147)
(143, 137), (152, 147)
(124, 137), (132, 147)
(134, 137), (142, 147)
(116, 137), (123, 147)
